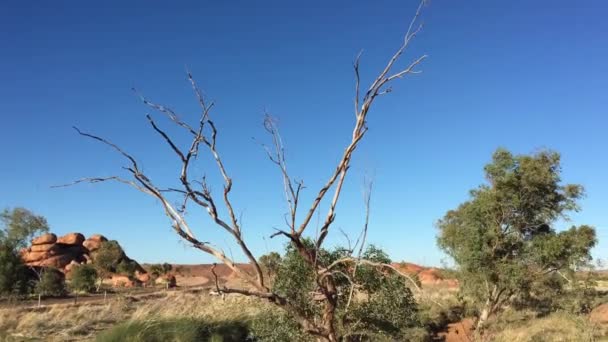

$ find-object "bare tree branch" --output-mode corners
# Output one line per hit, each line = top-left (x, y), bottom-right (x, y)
(61, 2), (428, 339)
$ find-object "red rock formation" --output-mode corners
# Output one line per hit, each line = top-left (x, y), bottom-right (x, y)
(23, 251), (51, 263)
(30, 244), (57, 253)
(112, 274), (137, 288)
(57, 233), (85, 245)
(83, 234), (107, 252)
(32, 233), (57, 245)
(21, 232), (148, 288)
(135, 270), (150, 284)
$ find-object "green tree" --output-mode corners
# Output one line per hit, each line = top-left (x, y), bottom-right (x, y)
(93, 240), (125, 273)
(259, 252), (282, 283)
(268, 242), (421, 340)
(70, 264), (98, 293)
(0, 241), (32, 297)
(92, 240), (127, 290)
(437, 148), (597, 330)
(0, 207), (49, 248)
(35, 268), (67, 297)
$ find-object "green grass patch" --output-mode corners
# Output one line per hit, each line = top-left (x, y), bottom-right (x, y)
(96, 318), (249, 342)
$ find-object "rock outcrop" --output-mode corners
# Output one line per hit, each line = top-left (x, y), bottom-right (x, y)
(32, 233), (57, 245)
(57, 232), (85, 245)
(20, 232), (147, 286)
(83, 234), (107, 252)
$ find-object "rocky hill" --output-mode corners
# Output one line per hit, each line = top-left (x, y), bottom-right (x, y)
(20, 232), (147, 282)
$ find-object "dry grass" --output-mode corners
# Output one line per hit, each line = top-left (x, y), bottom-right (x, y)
(1, 287), (607, 341)
(129, 291), (269, 322)
(488, 311), (604, 342)
(0, 300), (130, 341)
(0, 291), (270, 341)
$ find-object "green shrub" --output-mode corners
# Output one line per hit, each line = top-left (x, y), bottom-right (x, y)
(96, 318), (249, 342)
(93, 240), (125, 273)
(35, 268), (67, 297)
(70, 264), (97, 293)
(116, 260), (138, 277)
(249, 309), (312, 342)
(346, 275), (422, 340)
(0, 241), (32, 297)
(149, 263), (172, 278)
(269, 241), (422, 340)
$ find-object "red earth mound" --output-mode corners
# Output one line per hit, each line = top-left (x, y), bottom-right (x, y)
(590, 303), (608, 325)
(392, 262), (458, 288)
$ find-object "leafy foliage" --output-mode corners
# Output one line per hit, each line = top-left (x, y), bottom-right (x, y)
(258, 252), (282, 281)
(270, 241), (421, 340)
(437, 148), (597, 323)
(0, 241), (32, 297)
(149, 263), (173, 277)
(93, 240), (125, 274)
(249, 308), (312, 342)
(0, 207), (49, 248)
(116, 259), (139, 277)
(70, 264), (98, 293)
(347, 275), (421, 340)
(35, 268), (67, 297)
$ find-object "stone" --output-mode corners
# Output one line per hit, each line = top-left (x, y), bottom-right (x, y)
(135, 271), (150, 283)
(30, 244), (57, 253)
(88, 234), (108, 242)
(23, 251), (51, 263)
(31, 254), (76, 269)
(112, 275), (136, 288)
(32, 233), (57, 245)
(83, 239), (103, 252)
(21, 231), (149, 288)
(57, 233), (85, 245)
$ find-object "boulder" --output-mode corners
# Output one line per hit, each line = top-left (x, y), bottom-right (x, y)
(83, 239), (103, 252)
(30, 244), (57, 253)
(135, 271), (150, 283)
(89, 234), (108, 242)
(64, 260), (80, 273)
(21, 231), (148, 288)
(32, 233), (57, 245)
(55, 244), (87, 256)
(34, 254), (77, 269)
(57, 233), (85, 245)
(23, 251), (51, 263)
(112, 275), (136, 288)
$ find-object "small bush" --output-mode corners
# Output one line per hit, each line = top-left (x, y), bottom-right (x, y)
(70, 264), (98, 293)
(35, 268), (67, 297)
(96, 318), (249, 342)
(116, 260), (138, 277)
(249, 309), (312, 342)
(346, 275), (422, 340)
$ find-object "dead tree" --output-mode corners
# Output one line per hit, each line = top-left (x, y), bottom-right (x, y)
(59, 2), (427, 340)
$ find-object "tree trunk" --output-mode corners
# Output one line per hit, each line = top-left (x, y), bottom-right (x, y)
(476, 303), (491, 331)
(476, 285), (501, 331)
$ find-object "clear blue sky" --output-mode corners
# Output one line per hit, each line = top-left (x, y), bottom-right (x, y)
(1, 1), (606, 266)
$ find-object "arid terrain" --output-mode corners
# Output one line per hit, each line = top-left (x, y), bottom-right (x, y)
(2, 260), (607, 341)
